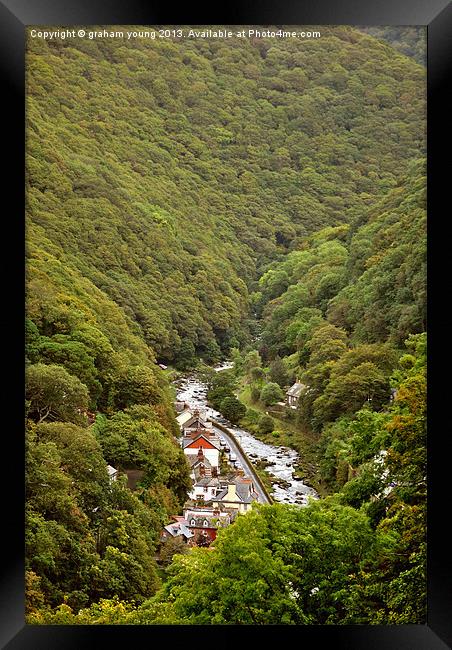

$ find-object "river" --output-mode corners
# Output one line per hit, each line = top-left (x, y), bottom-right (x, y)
(175, 363), (319, 507)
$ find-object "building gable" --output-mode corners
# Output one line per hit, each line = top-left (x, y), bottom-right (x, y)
(184, 435), (217, 450)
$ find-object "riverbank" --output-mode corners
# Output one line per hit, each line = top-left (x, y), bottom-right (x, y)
(175, 369), (319, 506)
(237, 383), (327, 497)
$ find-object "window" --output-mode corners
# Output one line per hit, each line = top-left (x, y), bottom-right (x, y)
(191, 519), (196, 526)
(203, 520), (209, 527)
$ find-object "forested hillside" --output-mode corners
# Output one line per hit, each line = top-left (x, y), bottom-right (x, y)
(256, 158), (426, 361)
(27, 26), (425, 361)
(243, 157), (425, 490)
(25, 26), (426, 625)
(357, 27), (426, 66)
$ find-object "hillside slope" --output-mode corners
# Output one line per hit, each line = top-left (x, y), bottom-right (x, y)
(26, 26), (425, 360)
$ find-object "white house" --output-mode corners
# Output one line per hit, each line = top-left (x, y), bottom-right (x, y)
(187, 450), (214, 479)
(182, 431), (221, 469)
(183, 506), (232, 544)
(106, 464), (118, 482)
(188, 476), (221, 502)
(181, 409), (212, 432)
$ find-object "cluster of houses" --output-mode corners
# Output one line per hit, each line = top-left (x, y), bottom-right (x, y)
(106, 376), (309, 549)
(160, 402), (259, 548)
(105, 374), (310, 550)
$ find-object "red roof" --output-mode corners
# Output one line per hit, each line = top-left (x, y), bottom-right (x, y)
(184, 435), (218, 450)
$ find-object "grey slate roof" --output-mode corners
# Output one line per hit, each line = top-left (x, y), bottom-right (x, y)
(163, 521), (194, 539)
(286, 382), (307, 398)
(214, 480), (257, 504)
(194, 477), (221, 488)
(174, 401), (190, 413)
(182, 413), (210, 429)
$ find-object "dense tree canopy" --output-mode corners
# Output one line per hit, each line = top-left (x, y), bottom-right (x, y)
(27, 26), (425, 361)
(26, 26), (425, 626)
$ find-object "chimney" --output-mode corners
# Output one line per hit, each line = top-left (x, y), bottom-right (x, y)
(227, 483), (237, 500)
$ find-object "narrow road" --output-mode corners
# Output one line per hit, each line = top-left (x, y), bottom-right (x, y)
(211, 422), (272, 505)
(176, 369), (317, 506)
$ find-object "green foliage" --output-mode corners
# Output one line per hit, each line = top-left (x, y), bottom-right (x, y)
(312, 359), (390, 425)
(158, 536), (189, 567)
(268, 355), (289, 388)
(358, 27), (426, 66)
(112, 365), (163, 410)
(259, 415), (275, 435)
(28, 598), (136, 625)
(242, 407), (261, 427)
(94, 405), (191, 497)
(33, 336), (102, 404)
(175, 340), (197, 371)
(27, 25), (425, 361)
(257, 162), (425, 378)
(243, 350), (263, 379)
(230, 347), (244, 376)
(25, 27), (426, 624)
(94, 511), (161, 603)
(26, 363), (89, 425)
(250, 366), (265, 382)
(129, 500), (376, 624)
(33, 421), (110, 515)
(327, 162), (426, 345)
(260, 382), (284, 407)
(199, 338), (222, 364)
(220, 396), (247, 424)
(250, 385), (261, 403)
(25, 410), (185, 612)
(206, 369), (237, 410)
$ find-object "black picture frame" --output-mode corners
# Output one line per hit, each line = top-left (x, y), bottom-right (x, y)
(2, 0), (450, 647)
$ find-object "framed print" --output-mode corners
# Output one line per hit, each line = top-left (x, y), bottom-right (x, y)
(1, 0), (450, 647)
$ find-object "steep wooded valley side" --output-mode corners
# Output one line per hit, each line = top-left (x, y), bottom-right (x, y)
(25, 27), (426, 624)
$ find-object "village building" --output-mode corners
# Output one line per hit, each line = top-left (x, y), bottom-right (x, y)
(176, 407), (194, 428)
(160, 518), (194, 544)
(174, 400), (190, 413)
(176, 400), (264, 547)
(188, 449), (215, 479)
(286, 380), (308, 408)
(212, 476), (258, 514)
(183, 506), (232, 545)
(181, 409), (212, 431)
(177, 407), (213, 431)
(106, 464), (118, 482)
(182, 430), (222, 469)
(188, 476), (222, 502)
